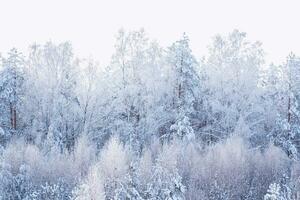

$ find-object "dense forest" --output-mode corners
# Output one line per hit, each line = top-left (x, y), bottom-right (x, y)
(0, 29), (300, 199)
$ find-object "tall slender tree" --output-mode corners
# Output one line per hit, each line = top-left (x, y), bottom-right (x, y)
(0, 48), (25, 134)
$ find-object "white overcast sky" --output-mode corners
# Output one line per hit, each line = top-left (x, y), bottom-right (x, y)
(0, 0), (299, 65)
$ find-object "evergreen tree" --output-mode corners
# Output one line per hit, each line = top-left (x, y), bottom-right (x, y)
(165, 34), (200, 142)
(0, 48), (25, 136)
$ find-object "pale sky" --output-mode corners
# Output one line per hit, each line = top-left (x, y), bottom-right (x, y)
(0, 0), (300, 65)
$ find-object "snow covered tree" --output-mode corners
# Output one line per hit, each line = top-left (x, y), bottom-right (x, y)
(0, 163), (33, 200)
(265, 54), (300, 159)
(97, 136), (130, 198)
(203, 30), (265, 144)
(163, 33), (200, 142)
(284, 54), (300, 159)
(264, 183), (291, 200)
(146, 163), (185, 200)
(167, 33), (200, 114)
(30, 179), (72, 200)
(0, 48), (25, 136)
(25, 42), (81, 151)
(146, 143), (185, 200)
(106, 29), (167, 152)
(113, 164), (143, 200)
(169, 116), (195, 142)
(73, 174), (105, 200)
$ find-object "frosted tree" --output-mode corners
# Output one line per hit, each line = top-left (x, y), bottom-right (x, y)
(72, 164), (105, 200)
(0, 163), (33, 200)
(97, 136), (130, 198)
(107, 29), (166, 152)
(25, 42), (81, 151)
(76, 59), (100, 136)
(30, 179), (72, 200)
(107, 29), (147, 151)
(264, 183), (291, 200)
(146, 163), (185, 200)
(284, 54), (300, 159)
(164, 33), (200, 142)
(265, 54), (300, 159)
(167, 33), (199, 113)
(113, 164), (144, 200)
(204, 30), (265, 144)
(0, 48), (25, 136)
(170, 116), (195, 142)
(146, 143), (185, 200)
(71, 58), (112, 150)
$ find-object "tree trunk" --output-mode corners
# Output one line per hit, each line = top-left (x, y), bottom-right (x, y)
(10, 102), (13, 129)
(9, 102), (16, 130)
(13, 107), (16, 130)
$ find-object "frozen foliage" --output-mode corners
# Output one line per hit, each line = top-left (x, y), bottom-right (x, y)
(73, 164), (105, 200)
(264, 183), (292, 200)
(170, 116), (195, 142)
(0, 135), (294, 199)
(0, 29), (300, 199)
